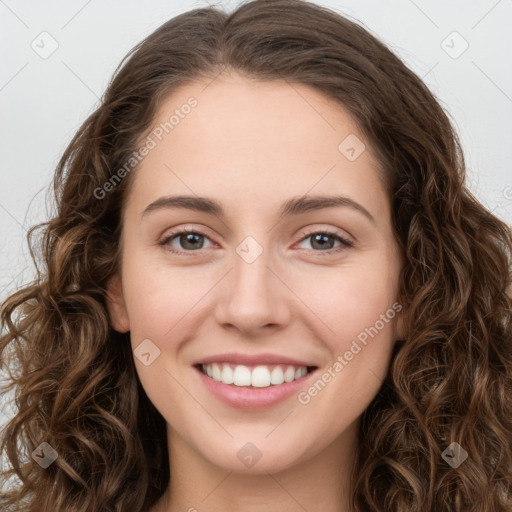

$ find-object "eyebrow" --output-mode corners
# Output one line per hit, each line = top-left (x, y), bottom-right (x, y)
(142, 194), (375, 224)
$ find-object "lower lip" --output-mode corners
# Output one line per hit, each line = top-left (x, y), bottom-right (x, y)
(194, 366), (317, 410)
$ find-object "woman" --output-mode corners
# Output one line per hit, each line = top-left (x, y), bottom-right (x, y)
(1, 0), (511, 510)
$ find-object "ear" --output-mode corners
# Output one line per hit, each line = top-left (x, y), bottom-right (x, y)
(106, 273), (130, 333)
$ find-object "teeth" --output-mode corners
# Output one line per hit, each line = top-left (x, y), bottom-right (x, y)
(212, 363), (222, 381)
(295, 367), (307, 380)
(233, 365), (251, 386)
(270, 366), (285, 385)
(221, 364), (234, 384)
(251, 366), (271, 387)
(284, 366), (296, 382)
(200, 363), (310, 388)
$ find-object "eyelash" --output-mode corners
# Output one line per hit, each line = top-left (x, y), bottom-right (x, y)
(158, 227), (354, 256)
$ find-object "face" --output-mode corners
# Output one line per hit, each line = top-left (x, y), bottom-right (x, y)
(107, 71), (405, 474)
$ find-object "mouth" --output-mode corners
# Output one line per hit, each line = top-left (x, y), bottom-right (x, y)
(194, 363), (318, 389)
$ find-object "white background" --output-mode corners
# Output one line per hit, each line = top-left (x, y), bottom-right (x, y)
(1, 0), (511, 425)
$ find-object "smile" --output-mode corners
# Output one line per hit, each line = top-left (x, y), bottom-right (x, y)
(199, 363), (316, 388)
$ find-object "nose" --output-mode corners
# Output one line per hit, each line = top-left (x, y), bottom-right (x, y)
(214, 244), (291, 336)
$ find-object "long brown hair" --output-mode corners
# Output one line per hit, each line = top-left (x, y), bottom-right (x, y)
(1, 0), (511, 510)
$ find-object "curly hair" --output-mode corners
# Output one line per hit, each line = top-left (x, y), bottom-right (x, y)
(1, 0), (511, 510)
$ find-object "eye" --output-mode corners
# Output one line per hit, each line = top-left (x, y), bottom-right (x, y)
(158, 227), (354, 256)
(296, 229), (353, 255)
(159, 228), (215, 254)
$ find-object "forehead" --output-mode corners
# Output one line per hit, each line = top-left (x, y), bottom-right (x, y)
(126, 72), (388, 220)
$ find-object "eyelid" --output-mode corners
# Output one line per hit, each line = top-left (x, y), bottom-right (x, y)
(158, 224), (216, 243)
(294, 227), (354, 255)
(158, 224), (354, 255)
(158, 226), (217, 253)
(297, 226), (354, 245)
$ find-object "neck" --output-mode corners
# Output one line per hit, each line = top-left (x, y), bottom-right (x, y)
(152, 421), (359, 512)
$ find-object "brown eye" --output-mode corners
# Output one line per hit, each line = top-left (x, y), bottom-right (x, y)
(160, 228), (214, 254)
(176, 232), (205, 250)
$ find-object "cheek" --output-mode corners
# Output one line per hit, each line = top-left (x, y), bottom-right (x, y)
(293, 256), (399, 343)
(122, 255), (216, 338)
(295, 266), (398, 435)
(292, 252), (400, 416)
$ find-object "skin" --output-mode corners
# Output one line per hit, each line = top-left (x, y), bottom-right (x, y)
(107, 70), (405, 512)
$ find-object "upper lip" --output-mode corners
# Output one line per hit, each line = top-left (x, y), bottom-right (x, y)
(192, 352), (317, 367)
